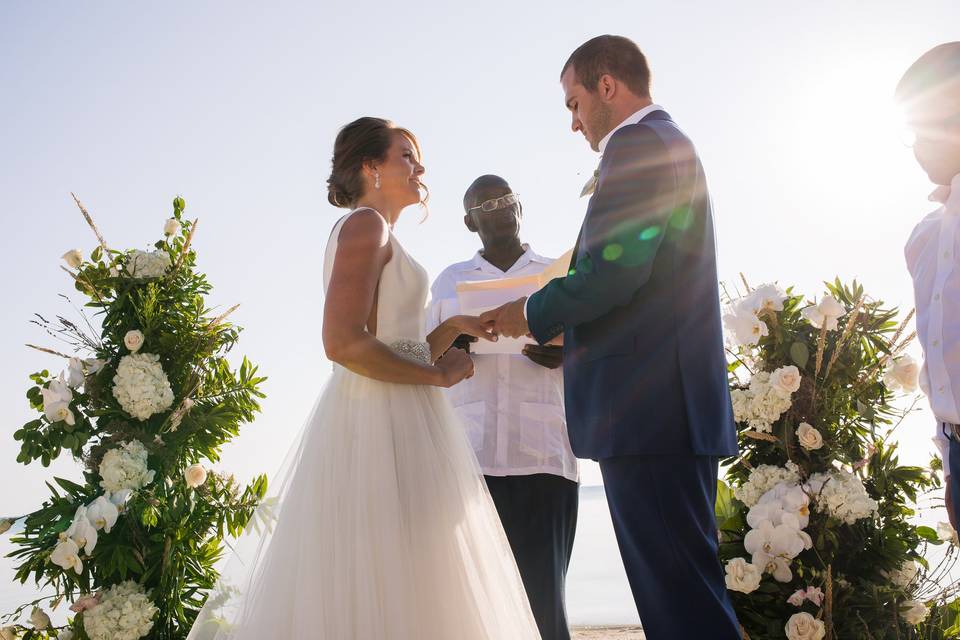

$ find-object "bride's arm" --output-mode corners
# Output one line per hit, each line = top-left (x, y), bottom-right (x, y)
(323, 211), (465, 387)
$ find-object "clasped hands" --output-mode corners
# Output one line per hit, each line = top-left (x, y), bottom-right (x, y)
(452, 297), (562, 369)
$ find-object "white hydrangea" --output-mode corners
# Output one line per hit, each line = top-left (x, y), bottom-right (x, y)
(112, 353), (174, 421)
(83, 580), (157, 640)
(99, 440), (155, 493)
(731, 368), (798, 433)
(807, 469), (878, 525)
(126, 250), (171, 279)
(734, 462), (801, 507)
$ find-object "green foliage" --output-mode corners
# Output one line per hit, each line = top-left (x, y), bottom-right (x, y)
(721, 279), (959, 639)
(3, 198), (267, 639)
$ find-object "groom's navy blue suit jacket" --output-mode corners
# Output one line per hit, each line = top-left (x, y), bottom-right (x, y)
(526, 110), (738, 459)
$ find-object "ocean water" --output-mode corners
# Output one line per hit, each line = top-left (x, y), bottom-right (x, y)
(0, 485), (641, 627)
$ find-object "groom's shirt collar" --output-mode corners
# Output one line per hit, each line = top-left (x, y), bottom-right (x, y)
(597, 103), (665, 154)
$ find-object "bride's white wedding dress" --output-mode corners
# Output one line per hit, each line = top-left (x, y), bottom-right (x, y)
(188, 208), (541, 639)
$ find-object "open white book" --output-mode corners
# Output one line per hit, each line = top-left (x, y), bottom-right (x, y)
(453, 249), (573, 354)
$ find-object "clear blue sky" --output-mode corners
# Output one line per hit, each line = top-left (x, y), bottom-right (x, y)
(2, 0), (958, 512)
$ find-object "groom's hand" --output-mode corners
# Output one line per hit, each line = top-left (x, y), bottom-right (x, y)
(479, 297), (529, 339)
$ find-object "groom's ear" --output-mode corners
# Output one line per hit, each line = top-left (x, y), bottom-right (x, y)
(598, 74), (617, 101)
(464, 213), (479, 233)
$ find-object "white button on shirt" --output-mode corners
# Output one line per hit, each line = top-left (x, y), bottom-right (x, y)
(905, 174), (960, 477)
(429, 245), (579, 482)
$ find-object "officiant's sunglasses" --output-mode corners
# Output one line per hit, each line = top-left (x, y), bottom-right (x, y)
(467, 193), (520, 213)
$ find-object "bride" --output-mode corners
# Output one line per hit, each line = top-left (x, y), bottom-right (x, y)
(187, 117), (542, 639)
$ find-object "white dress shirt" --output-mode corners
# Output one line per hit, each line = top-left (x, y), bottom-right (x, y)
(429, 245), (579, 482)
(905, 173), (960, 477)
(522, 103), (665, 321)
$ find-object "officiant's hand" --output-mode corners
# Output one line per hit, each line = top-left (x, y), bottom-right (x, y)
(523, 344), (563, 369)
(479, 297), (529, 339)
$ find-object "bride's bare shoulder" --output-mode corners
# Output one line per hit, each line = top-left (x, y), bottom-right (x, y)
(337, 208), (390, 251)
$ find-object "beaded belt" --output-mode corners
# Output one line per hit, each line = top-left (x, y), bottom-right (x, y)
(389, 339), (432, 365)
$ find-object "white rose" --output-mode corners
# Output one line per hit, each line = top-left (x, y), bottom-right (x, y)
(30, 607), (50, 630)
(724, 557), (762, 594)
(901, 599), (930, 625)
(885, 355), (920, 393)
(770, 365), (802, 396)
(797, 423), (824, 450)
(184, 464), (208, 489)
(163, 218), (181, 236)
(123, 330), (144, 353)
(785, 612), (826, 640)
(0, 518), (12, 534)
(62, 249), (83, 269)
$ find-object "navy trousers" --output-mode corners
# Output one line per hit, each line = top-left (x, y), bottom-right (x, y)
(598, 455), (741, 640)
(947, 426), (960, 526)
(484, 473), (579, 640)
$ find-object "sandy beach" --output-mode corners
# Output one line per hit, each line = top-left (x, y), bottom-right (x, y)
(572, 627), (645, 639)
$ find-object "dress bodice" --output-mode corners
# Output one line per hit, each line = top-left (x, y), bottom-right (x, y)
(323, 208), (430, 345)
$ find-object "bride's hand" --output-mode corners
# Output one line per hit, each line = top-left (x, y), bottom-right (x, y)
(450, 315), (498, 342)
(435, 347), (474, 388)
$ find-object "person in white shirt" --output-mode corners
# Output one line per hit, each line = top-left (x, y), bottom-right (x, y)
(428, 174), (579, 640)
(897, 42), (960, 529)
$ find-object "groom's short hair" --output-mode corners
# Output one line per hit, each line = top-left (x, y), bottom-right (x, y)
(896, 42), (960, 122)
(562, 35), (651, 98)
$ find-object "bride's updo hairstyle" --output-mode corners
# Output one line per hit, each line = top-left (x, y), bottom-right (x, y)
(326, 116), (426, 209)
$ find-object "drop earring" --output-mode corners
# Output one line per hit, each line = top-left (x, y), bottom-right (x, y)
(374, 172), (381, 190)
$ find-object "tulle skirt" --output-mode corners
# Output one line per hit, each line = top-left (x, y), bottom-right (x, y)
(187, 366), (541, 640)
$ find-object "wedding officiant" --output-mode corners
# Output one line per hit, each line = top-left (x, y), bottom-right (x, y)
(428, 174), (579, 640)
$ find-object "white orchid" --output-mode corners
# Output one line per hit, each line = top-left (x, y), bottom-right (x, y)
(885, 355), (920, 393)
(937, 521), (959, 545)
(57, 629), (75, 640)
(84, 358), (107, 374)
(61, 249), (83, 269)
(42, 376), (75, 425)
(901, 599), (930, 625)
(108, 489), (133, 509)
(67, 357), (86, 389)
(30, 607), (50, 630)
(65, 506), (98, 554)
(50, 537), (83, 573)
(724, 311), (769, 347)
(744, 520), (806, 582)
(745, 283), (788, 314)
(86, 496), (119, 533)
(802, 295), (845, 331)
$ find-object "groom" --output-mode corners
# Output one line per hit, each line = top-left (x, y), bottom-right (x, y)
(481, 35), (741, 638)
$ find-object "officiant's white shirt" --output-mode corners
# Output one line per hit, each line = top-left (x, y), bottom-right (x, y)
(905, 173), (960, 477)
(429, 245), (579, 482)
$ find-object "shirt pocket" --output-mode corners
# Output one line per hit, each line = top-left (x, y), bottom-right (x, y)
(518, 401), (568, 457)
(454, 400), (486, 451)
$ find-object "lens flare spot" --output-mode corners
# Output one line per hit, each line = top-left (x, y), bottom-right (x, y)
(602, 244), (624, 261)
(669, 207), (694, 230)
(639, 226), (661, 241)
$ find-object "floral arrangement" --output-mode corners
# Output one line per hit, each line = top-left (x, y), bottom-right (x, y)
(0, 196), (268, 640)
(719, 279), (960, 639)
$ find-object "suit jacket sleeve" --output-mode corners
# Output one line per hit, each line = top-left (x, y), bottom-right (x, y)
(526, 124), (677, 344)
